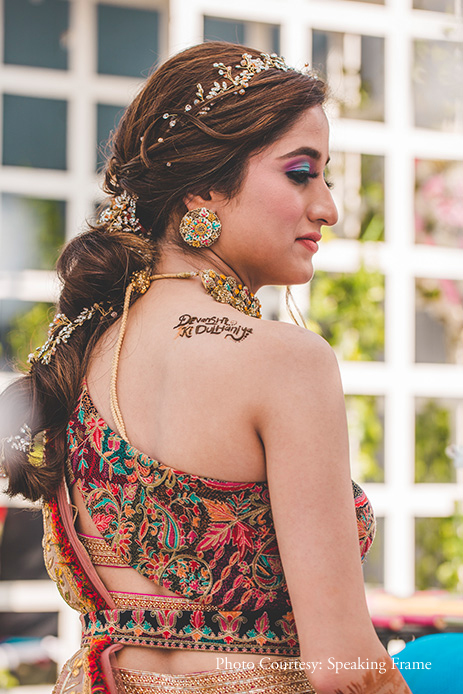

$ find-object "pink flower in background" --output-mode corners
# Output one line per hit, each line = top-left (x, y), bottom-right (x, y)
(415, 160), (463, 247)
(422, 174), (445, 198)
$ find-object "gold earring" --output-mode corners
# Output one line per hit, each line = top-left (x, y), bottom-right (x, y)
(179, 207), (221, 248)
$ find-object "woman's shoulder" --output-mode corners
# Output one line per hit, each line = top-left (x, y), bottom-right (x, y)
(194, 304), (332, 356)
(247, 315), (336, 371)
(216, 311), (339, 403)
(255, 315), (330, 348)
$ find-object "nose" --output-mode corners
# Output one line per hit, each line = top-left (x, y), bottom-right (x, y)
(308, 180), (338, 228)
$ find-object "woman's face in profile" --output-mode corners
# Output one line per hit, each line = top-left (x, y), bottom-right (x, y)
(210, 105), (338, 292)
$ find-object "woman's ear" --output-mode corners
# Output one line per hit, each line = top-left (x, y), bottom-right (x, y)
(183, 192), (212, 210)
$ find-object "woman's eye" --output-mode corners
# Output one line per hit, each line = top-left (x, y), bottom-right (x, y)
(324, 175), (334, 190)
(286, 169), (316, 185)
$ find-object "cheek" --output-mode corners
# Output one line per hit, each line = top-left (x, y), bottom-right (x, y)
(220, 172), (305, 247)
(248, 178), (303, 228)
(264, 185), (304, 229)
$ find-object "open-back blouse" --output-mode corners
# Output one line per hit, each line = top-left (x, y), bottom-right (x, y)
(43, 382), (376, 693)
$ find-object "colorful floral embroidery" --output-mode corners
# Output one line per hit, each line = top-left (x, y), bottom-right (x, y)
(81, 606), (299, 655)
(61, 386), (374, 655)
(46, 381), (376, 687)
(352, 481), (376, 559)
(69, 385), (286, 613)
(86, 636), (113, 694)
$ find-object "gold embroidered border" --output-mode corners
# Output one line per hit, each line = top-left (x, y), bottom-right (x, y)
(78, 534), (128, 567)
(115, 663), (315, 694)
(110, 592), (216, 611)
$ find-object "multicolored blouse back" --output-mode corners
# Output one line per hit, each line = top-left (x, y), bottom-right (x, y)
(43, 382), (376, 691)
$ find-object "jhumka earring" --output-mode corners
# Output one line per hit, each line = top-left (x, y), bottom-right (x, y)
(179, 208), (221, 248)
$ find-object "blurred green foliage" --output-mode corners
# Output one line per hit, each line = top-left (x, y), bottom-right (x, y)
(326, 152), (385, 242)
(346, 395), (384, 483)
(360, 155), (385, 242)
(308, 264), (385, 361)
(414, 399), (462, 591)
(416, 512), (463, 591)
(418, 280), (441, 302)
(30, 198), (65, 270)
(415, 399), (455, 483)
(4, 302), (54, 371)
(309, 267), (385, 482)
(2, 194), (65, 271)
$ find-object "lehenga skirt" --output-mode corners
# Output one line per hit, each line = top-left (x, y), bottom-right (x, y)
(53, 645), (315, 694)
(114, 661), (315, 693)
(53, 648), (315, 694)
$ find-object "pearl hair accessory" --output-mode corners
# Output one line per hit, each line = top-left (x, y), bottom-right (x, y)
(0, 424), (34, 476)
(203, 52), (292, 100)
(164, 52), (313, 124)
(98, 190), (148, 238)
(151, 52), (317, 166)
(28, 303), (114, 366)
(4, 425), (33, 454)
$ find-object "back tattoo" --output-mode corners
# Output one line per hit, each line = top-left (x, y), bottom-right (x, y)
(173, 314), (253, 342)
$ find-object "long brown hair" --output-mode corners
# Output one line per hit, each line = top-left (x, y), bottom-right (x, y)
(0, 41), (326, 501)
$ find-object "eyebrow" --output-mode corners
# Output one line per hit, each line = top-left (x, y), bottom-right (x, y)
(279, 147), (330, 165)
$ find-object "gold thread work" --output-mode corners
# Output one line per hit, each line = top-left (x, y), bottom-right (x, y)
(115, 663), (315, 694)
(109, 592), (215, 611)
(77, 534), (128, 568)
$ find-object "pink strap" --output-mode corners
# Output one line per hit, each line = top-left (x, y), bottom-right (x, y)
(100, 643), (123, 694)
(57, 482), (116, 608)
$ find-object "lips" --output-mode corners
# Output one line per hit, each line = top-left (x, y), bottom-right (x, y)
(296, 232), (322, 253)
(296, 232), (322, 243)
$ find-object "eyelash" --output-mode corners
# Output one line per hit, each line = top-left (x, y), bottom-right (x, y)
(286, 170), (317, 185)
(286, 169), (334, 189)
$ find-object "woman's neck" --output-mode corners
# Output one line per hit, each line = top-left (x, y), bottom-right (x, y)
(155, 244), (250, 291)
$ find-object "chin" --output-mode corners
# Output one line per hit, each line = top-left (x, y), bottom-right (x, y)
(259, 262), (315, 289)
(286, 264), (315, 286)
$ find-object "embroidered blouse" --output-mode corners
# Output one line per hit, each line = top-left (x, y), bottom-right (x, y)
(43, 382), (376, 666)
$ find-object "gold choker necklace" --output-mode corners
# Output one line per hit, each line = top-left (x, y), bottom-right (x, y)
(130, 268), (261, 318)
(199, 269), (261, 318)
